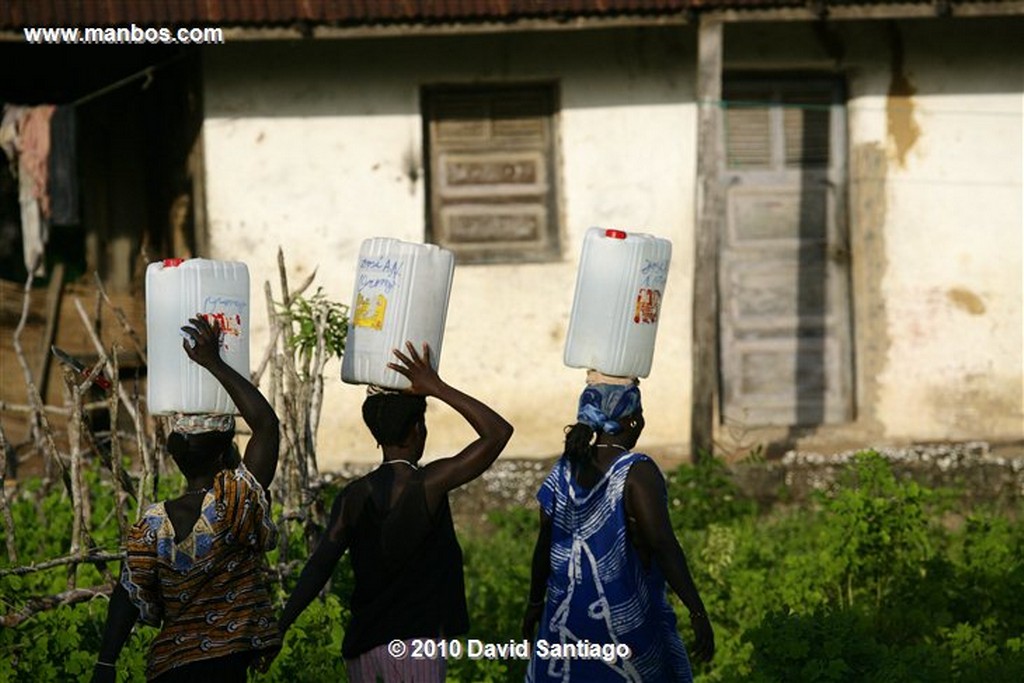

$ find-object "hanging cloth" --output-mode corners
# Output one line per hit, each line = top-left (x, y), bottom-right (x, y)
(48, 105), (79, 225)
(18, 105), (54, 274)
(0, 104), (55, 275)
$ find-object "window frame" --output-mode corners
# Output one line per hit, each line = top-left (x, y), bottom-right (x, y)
(421, 82), (563, 265)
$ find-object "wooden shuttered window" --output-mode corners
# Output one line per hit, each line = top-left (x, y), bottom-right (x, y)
(782, 91), (832, 168)
(723, 88), (773, 169)
(724, 85), (832, 170)
(423, 85), (561, 263)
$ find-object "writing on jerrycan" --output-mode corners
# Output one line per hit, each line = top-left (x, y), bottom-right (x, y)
(564, 227), (672, 379)
(146, 258), (250, 415)
(341, 238), (455, 390)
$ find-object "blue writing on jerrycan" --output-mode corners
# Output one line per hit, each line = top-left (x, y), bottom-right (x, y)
(564, 227), (672, 378)
(146, 258), (250, 414)
(341, 238), (455, 390)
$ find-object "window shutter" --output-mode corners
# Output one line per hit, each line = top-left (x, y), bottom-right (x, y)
(425, 85), (560, 263)
(725, 104), (772, 169)
(783, 92), (831, 168)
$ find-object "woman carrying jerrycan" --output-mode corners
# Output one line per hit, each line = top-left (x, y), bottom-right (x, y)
(92, 315), (282, 682)
(274, 341), (513, 682)
(523, 227), (714, 681)
(522, 378), (715, 682)
(267, 238), (512, 681)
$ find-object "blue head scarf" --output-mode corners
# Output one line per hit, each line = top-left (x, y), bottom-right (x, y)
(577, 383), (642, 435)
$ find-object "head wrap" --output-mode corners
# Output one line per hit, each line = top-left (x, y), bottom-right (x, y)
(171, 413), (236, 435)
(576, 382), (642, 435)
(585, 369), (637, 386)
(366, 384), (401, 397)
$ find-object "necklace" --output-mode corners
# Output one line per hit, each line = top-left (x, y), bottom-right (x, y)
(380, 459), (418, 469)
(595, 444), (628, 452)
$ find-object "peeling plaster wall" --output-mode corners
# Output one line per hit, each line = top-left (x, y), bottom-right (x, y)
(727, 17), (1023, 444)
(200, 18), (1022, 466)
(201, 29), (698, 466)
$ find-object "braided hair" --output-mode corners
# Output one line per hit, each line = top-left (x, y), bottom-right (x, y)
(563, 422), (597, 466)
(362, 393), (427, 447)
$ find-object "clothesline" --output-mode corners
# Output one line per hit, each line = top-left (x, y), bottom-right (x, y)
(1, 51), (189, 276)
(71, 50), (191, 108)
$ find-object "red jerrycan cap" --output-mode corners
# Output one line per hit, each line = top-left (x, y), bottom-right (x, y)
(604, 229), (627, 240)
(162, 258), (185, 267)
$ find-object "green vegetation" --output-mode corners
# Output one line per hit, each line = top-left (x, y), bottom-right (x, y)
(278, 286), (349, 375)
(2, 451), (1022, 681)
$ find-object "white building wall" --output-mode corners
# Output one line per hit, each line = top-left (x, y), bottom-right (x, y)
(863, 20), (1023, 441)
(202, 29), (698, 466)
(727, 17), (1023, 444)
(202, 17), (1022, 467)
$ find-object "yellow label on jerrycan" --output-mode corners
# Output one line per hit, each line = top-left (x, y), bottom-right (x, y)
(564, 227), (672, 378)
(341, 239), (455, 390)
(145, 258), (250, 415)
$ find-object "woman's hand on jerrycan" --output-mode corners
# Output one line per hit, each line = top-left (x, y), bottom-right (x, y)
(388, 342), (444, 396)
(181, 315), (223, 369)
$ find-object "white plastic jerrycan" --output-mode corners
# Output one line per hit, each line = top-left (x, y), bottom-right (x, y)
(341, 238), (455, 390)
(564, 227), (672, 378)
(146, 258), (250, 415)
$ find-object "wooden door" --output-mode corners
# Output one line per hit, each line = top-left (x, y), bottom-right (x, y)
(718, 77), (853, 426)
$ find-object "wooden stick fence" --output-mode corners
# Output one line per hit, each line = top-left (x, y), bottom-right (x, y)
(0, 250), (342, 628)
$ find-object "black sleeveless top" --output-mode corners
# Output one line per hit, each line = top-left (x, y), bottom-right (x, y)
(342, 467), (469, 659)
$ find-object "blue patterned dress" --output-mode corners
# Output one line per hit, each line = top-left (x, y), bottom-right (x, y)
(526, 452), (693, 682)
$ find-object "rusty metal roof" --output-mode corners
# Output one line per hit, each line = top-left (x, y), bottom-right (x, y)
(8, 1), (687, 28)
(0, 0), (1012, 28)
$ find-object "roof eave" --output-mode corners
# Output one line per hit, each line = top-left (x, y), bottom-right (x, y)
(0, 1), (1020, 42)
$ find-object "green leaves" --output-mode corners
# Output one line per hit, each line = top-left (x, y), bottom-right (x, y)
(268, 595), (347, 680)
(3, 454), (1023, 681)
(666, 450), (757, 531)
(689, 452), (1024, 681)
(0, 602), (151, 681)
(817, 451), (936, 610)
(278, 287), (348, 377)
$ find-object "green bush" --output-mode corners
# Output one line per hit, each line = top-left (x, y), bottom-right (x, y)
(264, 595), (348, 681)
(667, 450), (758, 531)
(2, 450), (1023, 681)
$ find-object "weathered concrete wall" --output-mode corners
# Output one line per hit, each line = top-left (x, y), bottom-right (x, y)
(201, 28), (698, 466)
(199, 18), (1022, 468)
(726, 17), (1023, 447)
(324, 443), (1024, 528)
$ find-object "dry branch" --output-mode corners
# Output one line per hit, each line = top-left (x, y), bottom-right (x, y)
(0, 421), (18, 564)
(12, 265), (65, 483)
(108, 348), (129, 538)
(0, 551), (123, 577)
(92, 272), (147, 365)
(252, 265), (316, 387)
(62, 370), (85, 591)
(73, 298), (138, 425)
(72, 297), (155, 510)
(0, 400), (106, 415)
(0, 586), (113, 628)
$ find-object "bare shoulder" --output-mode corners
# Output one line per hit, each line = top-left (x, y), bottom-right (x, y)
(624, 458), (670, 517)
(326, 476), (369, 519)
(626, 456), (666, 490)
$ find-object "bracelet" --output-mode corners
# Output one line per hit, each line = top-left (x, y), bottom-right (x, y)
(95, 660), (116, 668)
(689, 610), (708, 620)
(528, 598), (545, 607)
